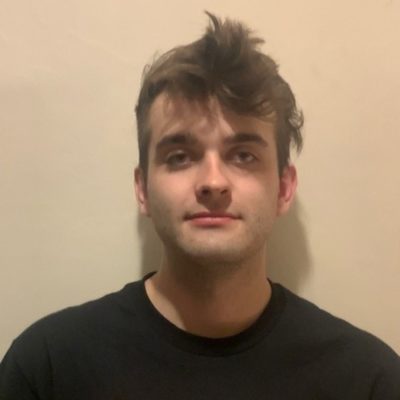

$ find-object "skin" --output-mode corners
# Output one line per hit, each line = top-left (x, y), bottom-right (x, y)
(135, 93), (297, 338)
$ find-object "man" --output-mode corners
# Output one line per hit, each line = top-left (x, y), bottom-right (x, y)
(1, 12), (399, 400)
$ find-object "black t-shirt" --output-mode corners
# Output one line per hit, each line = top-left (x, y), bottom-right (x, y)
(1, 274), (399, 399)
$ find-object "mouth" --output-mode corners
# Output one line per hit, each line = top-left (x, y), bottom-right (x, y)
(184, 212), (240, 227)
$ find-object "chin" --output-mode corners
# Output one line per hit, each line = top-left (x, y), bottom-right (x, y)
(181, 243), (252, 266)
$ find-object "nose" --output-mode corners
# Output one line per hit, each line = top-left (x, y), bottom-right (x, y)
(195, 153), (231, 204)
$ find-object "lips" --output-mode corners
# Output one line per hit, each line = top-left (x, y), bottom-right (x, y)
(184, 212), (240, 227)
(185, 212), (239, 220)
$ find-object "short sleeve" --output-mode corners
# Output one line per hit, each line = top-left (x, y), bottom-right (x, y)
(0, 344), (39, 400)
(0, 322), (53, 400)
(369, 351), (400, 399)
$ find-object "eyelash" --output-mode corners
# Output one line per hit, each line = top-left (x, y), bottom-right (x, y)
(230, 150), (257, 164)
(164, 149), (258, 169)
(165, 151), (191, 168)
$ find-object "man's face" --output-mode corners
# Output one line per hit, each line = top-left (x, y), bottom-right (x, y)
(135, 94), (296, 265)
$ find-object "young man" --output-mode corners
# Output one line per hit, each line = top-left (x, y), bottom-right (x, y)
(1, 13), (399, 400)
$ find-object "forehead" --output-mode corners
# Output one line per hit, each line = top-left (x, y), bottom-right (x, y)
(148, 93), (276, 144)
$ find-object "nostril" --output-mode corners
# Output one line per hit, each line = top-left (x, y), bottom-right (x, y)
(200, 187), (211, 196)
(198, 185), (229, 197)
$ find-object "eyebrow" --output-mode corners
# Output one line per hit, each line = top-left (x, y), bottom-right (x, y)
(155, 131), (199, 152)
(155, 131), (269, 152)
(224, 132), (269, 147)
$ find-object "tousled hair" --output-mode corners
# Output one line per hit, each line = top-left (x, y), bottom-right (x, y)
(135, 12), (303, 178)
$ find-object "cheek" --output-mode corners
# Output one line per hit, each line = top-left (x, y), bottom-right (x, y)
(240, 174), (280, 201)
(146, 176), (190, 215)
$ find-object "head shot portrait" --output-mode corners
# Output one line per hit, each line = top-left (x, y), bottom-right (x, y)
(1, 4), (399, 400)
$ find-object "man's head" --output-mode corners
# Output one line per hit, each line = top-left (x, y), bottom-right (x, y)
(135, 12), (303, 181)
(134, 13), (303, 266)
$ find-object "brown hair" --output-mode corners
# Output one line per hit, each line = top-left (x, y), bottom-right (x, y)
(135, 12), (303, 178)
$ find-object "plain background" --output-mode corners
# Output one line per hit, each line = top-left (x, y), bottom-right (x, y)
(1, 0), (399, 358)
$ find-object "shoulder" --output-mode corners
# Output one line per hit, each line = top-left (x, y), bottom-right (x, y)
(273, 283), (400, 394)
(5, 280), (142, 363)
(0, 281), (143, 398)
(276, 283), (399, 356)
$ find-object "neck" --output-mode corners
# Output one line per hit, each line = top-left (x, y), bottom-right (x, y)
(145, 248), (271, 338)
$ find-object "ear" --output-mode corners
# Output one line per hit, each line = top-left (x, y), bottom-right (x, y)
(277, 164), (297, 216)
(134, 167), (151, 216)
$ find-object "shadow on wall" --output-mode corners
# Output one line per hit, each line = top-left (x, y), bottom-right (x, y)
(137, 216), (163, 277)
(136, 197), (312, 294)
(267, 198), (312, 293)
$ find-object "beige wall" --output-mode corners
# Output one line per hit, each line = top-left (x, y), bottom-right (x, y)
(1, 0), (399, 357)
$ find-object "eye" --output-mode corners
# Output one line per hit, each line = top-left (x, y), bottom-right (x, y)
(165, 151), (191, 168)
(231, 150), (257, 164)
